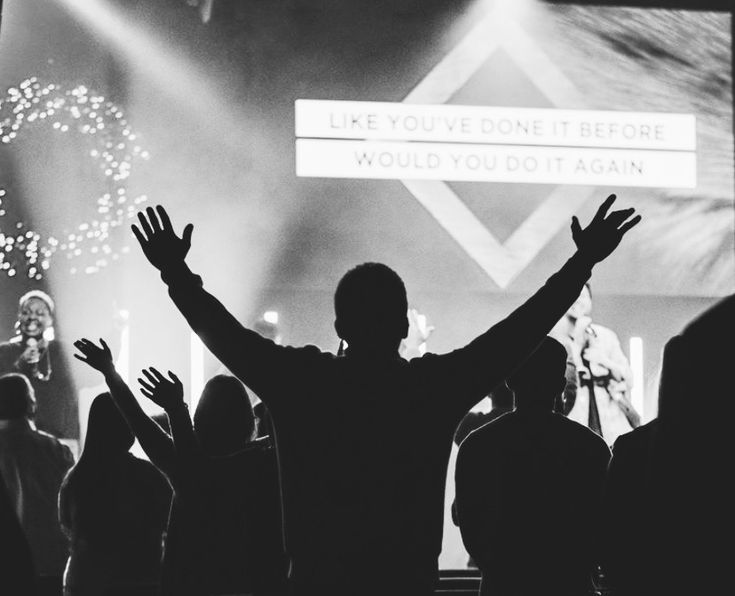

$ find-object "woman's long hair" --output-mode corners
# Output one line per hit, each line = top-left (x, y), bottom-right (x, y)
(193, 375), (256, 457)
(60, 393), (134, 538)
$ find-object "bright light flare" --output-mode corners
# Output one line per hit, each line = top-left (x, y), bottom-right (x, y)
(55, 0), (244, 145)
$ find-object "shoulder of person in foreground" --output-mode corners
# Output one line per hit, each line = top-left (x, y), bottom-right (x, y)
(32, 428), (76, 466)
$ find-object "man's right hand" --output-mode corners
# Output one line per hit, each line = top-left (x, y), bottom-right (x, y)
(571, 194), (641, 265)
(132, 206), (193, 272)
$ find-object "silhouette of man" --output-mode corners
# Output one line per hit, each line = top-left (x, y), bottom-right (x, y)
(455, 337), (611, 596)
(131, 195), (638, 595)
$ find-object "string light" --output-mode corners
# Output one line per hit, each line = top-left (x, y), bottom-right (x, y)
(0, 78), (150, 279)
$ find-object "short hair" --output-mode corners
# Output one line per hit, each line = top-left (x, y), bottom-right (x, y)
(0, 373), (36, 420)
(506, 337), (568, 406)
(334, 263), (408, 343)
(18, 290), (55, 314)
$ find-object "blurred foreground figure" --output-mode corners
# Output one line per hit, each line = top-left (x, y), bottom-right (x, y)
(0, 373), (74, 579)
(0, 468), (36, 595)
(0, 291), (80, 442)
(59, 393), (171, 596)
(602, 293), (734, 596)
(455, 337), (610, 596)
(74, 340), (287, 596)
(131, 196), (638, 595)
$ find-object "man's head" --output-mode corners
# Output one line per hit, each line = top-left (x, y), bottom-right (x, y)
(17, 290), (55, 339)
(506, 337), (568, 410)
(0, 373), (36, 420)
(334, 263), (409, 352)
(567, 282), (592, 321)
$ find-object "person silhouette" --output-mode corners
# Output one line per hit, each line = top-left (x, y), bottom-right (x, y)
(454, 336), (610, 596)
(0, 291), (80, 443)
(58, 393), (171, 596)
(72, 340), (287, 596)
(0, 373), (74, 580)
(600, 335), (685, 596)
(646, 294), (734, 596)
(0, 468), (36, 595)
(130, 195), (639, 595)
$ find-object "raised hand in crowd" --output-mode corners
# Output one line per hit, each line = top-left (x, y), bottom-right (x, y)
(73, 338), (177, 472)
(72, 338), (115, 375)
(570, 193), (641, 264)
(138, 367), (184, 413)
(132, 205), (193, 272)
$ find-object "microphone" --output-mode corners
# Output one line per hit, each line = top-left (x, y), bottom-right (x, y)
(25, 337), (40, 364)
(21, 337), (47, 380)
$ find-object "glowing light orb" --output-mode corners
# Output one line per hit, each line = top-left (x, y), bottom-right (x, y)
(0, 78), (150, 279)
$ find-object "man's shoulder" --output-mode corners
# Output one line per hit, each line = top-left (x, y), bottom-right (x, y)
(612, 420), (656, 455)
(31, 429), (74, 458)
(285, 343), (332, 360)
(556, 414), (610, 452)
(459, 412), (516, 451)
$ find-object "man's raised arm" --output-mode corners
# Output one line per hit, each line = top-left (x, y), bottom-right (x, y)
(132, 206), (288, 398)
(431, 194), (641, 411)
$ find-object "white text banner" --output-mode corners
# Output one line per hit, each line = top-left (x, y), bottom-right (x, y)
(295, 139), (696, 188)
(295, 100), (697, 151)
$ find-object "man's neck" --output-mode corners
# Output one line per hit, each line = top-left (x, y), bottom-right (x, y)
(345, 344), (400, 360)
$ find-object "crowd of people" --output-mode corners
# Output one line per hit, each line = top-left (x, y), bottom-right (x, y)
(0, 194), (731, 596)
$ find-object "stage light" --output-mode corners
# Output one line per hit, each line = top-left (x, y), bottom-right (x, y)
(55, 0), (247, 148)
(263, 310), (279, 325)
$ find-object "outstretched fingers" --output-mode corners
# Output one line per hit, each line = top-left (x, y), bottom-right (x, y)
(155, 205), (173, 232)
(604, 208), (636, 228)
(167, 370), (182, 386)
(618, 214), (642, 234)
(182, 223), (194, 248)
(131, 224), (147, 249)
(592, 194), (616, 223)
(138, 377), (156, 394)
(145, 206), (162, 233)
(148, 367), (167, 383)
(136, 211), (154, 240)
(141, 368), (160, 387)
